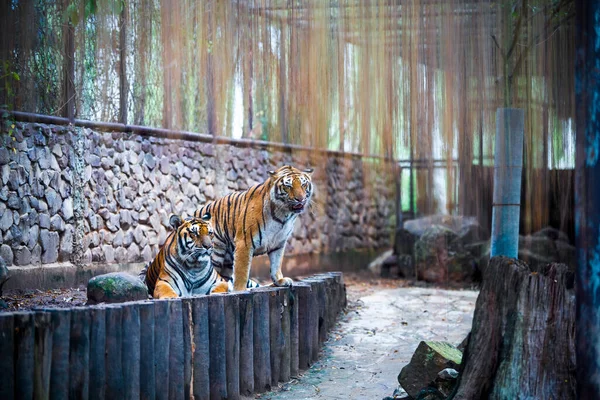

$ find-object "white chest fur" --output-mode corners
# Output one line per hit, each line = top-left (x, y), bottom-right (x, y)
(253, 213), (297, 256)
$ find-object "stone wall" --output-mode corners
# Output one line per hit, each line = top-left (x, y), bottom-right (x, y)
(0, 122), (394, 267)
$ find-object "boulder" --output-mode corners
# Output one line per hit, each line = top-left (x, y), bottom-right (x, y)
(532, 226), (570, 243)
(394, 228), (417, 256)
(414, 225), (476, 283)
(398, 341), (463, 399)
(397, 254), (415, 279)
(404, 215), (479, 237)
(87, 272), (149, 305)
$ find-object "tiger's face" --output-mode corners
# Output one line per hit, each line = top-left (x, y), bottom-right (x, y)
(169, 213), (214, 262)
(269, 165), (314, 214)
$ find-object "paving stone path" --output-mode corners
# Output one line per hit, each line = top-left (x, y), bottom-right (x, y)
(260, 284), (478, 400)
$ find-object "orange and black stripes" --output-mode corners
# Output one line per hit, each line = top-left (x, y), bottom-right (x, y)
(194, 165), (314, 291)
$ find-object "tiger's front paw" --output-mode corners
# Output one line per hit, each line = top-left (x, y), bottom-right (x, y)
(274, 277), (293, 287)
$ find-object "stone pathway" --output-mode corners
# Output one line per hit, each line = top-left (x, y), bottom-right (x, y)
(259, 284), (478, 400)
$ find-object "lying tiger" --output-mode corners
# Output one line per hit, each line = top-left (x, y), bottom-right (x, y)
(194, 165), (314, 292)
(140, 213), (259, 299)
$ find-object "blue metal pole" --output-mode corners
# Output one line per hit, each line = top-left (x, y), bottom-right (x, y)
(490, 108), (524, 258)
(576, 0), (600, 396)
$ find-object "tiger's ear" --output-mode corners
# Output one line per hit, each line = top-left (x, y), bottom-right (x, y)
(304, 168), (314, 174)
(200, 212), (211, 221)
(169, 214), (183, 230)
(268, 170), (276, 176)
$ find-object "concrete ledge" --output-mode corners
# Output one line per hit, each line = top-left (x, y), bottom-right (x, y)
(4, 250), (381, 290)
(5, 263), (145, 290)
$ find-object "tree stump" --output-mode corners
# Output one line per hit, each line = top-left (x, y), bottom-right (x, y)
(451, 256), (575, 399)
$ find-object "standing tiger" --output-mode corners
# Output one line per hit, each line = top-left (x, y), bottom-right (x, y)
(194, 165), (314, 292)
(139, 213), (259, 299)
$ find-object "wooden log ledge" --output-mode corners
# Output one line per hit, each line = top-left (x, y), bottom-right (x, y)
(0, 273), (347, 399)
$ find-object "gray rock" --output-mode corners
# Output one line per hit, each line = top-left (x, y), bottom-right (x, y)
(120, 210), (132, 229)
(128, 243), (141, 263)
(0, 209), (13, 231)
(87, 272), (148, 305)
(40, 229), (59, 263)
(113, 230), (124, 246)
(398, 341), (462, 398)
(106, 213), (120, 232)
(143, 153), (156, 169)
(37, 147), (52, 169)
(5, 225), (22, 246)
(438, 368), (459, 380)
(61, 197), (73, 220)
(45, 188), (62, 215)
(27, 225), (39, 250)
(59, 226), (74, 261)
(7, 192), (21, 210)
(39, 213), (51, 229)
(0, 244), (14, 265)
(414, 225), (476, 283)
(1, 165), (9, 185)
(101, 157), (113, 170)
(123, 231), (134, 247)
(102, 244), (115, 263)
(88, 154), (101, 167)
(30, 244), (41, 264)
(51, 143), (63, 157)
(115, 247), (128, 263)
(50, 214), (66, 232)
(14, 246), (32, 266)
(0, 255), (9, 294)
(141, 245), (153, 261)
(0, 147), (10, 165)
(394, 228), (417, 256)
(404, 215), (479, 237)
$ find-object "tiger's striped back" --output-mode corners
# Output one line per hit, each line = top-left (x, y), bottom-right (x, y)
(140, 214), (261, 298)
(194, 165), (313, 291)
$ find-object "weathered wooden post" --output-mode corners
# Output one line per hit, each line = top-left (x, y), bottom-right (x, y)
(70, 307), (91, 400)
(33, 312), (52, 399)
(238, 291), (255, 396)
(224, 293), (240, 400)
(34, 308), (71, 400)
(575, 0), (600, 396)
(252, 287), (272, 393)
(168, 299), (185, 400)
(208, 294), (227, 399)
(278, 287), (292, 383)
(490, 108), (524, 258)
(182, 298), (194, 400)
(88, 306), (106, 400)
(189, 295), (210, 400)
(122, 303), (141, 400)
(153, 300), (170, 400)
(104, 305), (123, 400)
(0, 313), (14, 398)
(304, 277), (327, 351)
(295, 282), (317, 370)
(289, 284), (300, 378)
(138, 301), (156, 400)
(14, 312), (35, 399)
(268, 288), (283, 387)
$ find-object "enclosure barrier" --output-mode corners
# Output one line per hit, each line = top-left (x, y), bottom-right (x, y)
(0, 272), (346, 400)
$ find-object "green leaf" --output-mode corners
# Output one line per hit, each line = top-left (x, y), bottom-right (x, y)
(11, 72), (19, 81)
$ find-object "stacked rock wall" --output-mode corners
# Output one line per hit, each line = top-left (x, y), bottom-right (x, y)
(0, 122), (394, 267)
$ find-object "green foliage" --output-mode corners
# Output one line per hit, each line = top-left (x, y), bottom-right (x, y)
(0, 60), (20, 109)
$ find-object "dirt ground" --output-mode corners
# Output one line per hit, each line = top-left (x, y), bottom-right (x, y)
(0, 285), (88, 311)
(255, 273), (479, 400)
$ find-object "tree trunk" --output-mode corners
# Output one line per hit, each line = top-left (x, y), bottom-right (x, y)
(451, 257), (576, 399)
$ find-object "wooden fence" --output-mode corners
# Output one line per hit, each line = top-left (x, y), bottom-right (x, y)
(0, 273), (346, 400)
